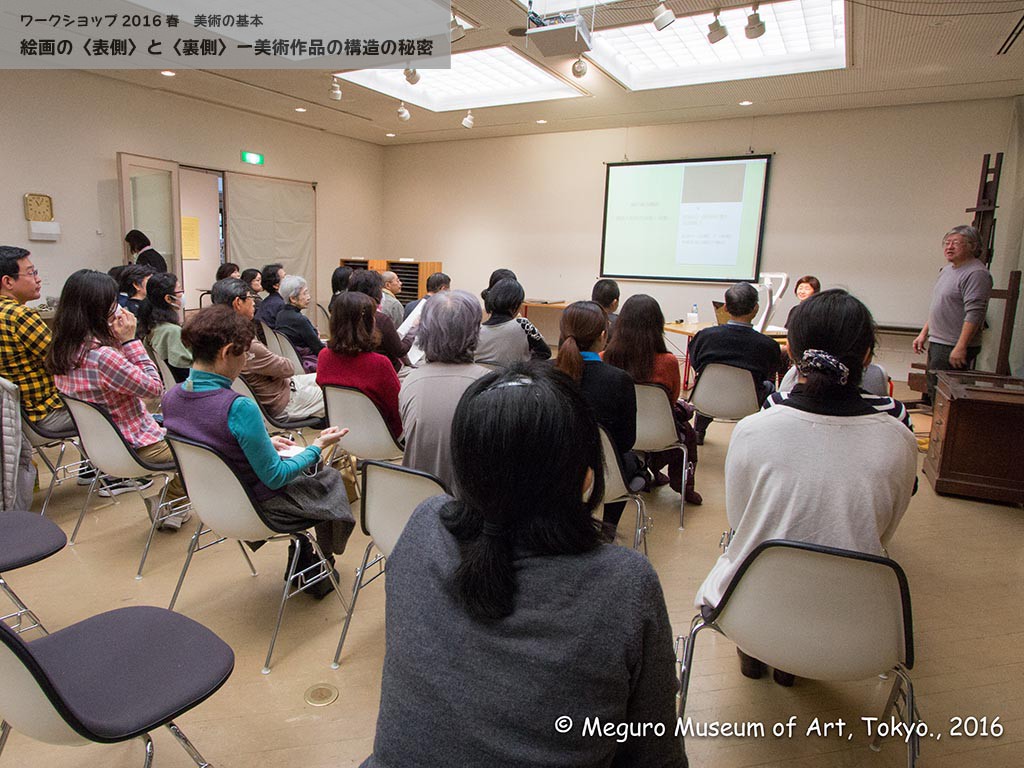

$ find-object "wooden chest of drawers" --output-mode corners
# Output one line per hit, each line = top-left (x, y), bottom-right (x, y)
(923, 372), (1024, 504)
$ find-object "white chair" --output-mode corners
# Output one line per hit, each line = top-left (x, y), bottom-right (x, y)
(165, 435), (348, 674)
(599, 427), (648, 553)
(633, 383), (689, 529)
(260, 321), (282, 355)
(145, 344), (179, 391)
(273, 330), (306, 376)
(332, 460), (447, 667)
(60, 395), (188, 580)
(20, 407), (90, 518)
(677, 540), (919, 766)
(688, 362), (761, 423)
(230, 375), (322, 444)
(321, 385), (404, 463)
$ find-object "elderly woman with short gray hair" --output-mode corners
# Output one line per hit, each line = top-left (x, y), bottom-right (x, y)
(399, 290), (490, 489)
(275, 274), (324, 371)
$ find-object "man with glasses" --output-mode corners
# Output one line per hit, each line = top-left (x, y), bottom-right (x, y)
(0, 246), (76, 508)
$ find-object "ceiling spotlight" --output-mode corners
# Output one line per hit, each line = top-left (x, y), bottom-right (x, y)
(462, 110), (474, 129)
(745, 5), (765, 39)
(535, 119), (548, 124)
(160, 70), (176, 77)
(707, 10), (728, 44)
(450, 16), (465, 43)
(397, 102), (411, 121)
(738, 100), (753, 106)
(294, 107), (307, 112)
(404, 68), (420, 85)
(652, 3), (676, 32)
(571, 57), (588, 78)
(386, 133), (396, 137)
(329, 77), (342, 101)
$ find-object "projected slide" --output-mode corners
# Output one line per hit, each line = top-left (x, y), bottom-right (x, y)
(600, 155), (770, 282)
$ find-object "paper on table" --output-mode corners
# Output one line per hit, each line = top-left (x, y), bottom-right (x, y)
(277, 444), (305, 458)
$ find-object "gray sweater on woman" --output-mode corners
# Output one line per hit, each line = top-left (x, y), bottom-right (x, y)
(362, 495), (686, 768)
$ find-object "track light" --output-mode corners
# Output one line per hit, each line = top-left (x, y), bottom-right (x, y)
(329, 77), (342, 101)
(462, 110), (474, 129)
(397, 102), (410, 121)
(571, 57), (587, 78)
(745, 5), (765, 39)
(404, 67), (420, 85)
(707, 10), (728, 44)
(450, 16), (465, 43)
(652, 3), (676, 32)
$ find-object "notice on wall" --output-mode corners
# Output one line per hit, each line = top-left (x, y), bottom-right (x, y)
(181, 216), (200, 260)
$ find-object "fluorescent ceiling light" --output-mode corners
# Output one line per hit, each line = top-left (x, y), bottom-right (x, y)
(512, 0), (616, 13)
(588, 0), (846, 92)
(338, 46), (584, 112)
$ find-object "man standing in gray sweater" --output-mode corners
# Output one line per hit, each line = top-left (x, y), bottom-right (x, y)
(913, 225), (993, 402)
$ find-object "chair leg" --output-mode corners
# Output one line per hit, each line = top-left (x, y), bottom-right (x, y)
(166, 721), (212, 767)
(0, 719), (9, 759)
(139, 732), (154, 768)
(678, 444), (688, 530)
(35, 442), (63, 517)
(332, 541), (374, 668)
(70, 473), (100, 544)
(136, 476), (171, 580)
(307, 536), (348, 614)
(872, 672), (903, 752)
(168, 519), (203, 611)
(632, 497), (647, 555)
(896, 666), (920, 768)
(677, 614), (709, 719)
(263, 536), (304, 674)
(0, 576), (48, 635)
(237, 541), (258, 576)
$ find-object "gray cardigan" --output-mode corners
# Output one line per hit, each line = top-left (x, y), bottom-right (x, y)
(363, 495), (686, 768)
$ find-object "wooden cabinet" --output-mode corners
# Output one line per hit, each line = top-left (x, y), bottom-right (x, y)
(338, 259), (442, 304)
(923, 372), (1024, 504)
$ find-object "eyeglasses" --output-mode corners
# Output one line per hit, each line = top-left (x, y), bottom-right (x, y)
(171, 290), (186, 296)
(17, 268), (40, 279)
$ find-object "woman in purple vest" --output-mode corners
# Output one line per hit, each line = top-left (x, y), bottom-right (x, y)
(162, 305), (355, 598)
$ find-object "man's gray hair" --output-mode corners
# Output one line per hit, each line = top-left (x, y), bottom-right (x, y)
(944, 225), (982, 258)
(279, 275), (307, 302)
(418, 289), (482, 364)
(211, 277), (249, 305)
(725, 282), (759, 316)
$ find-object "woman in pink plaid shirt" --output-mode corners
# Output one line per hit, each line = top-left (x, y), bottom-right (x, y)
(47, 269), (189, 527)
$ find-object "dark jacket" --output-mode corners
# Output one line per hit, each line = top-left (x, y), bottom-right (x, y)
(255, 291), (285, 329)
(275, 304), (324, 355)
(135, 247), (167, 273)
(689, 322), (785, 391)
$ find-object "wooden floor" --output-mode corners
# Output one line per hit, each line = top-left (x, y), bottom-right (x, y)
(4, 411), (1022, 767)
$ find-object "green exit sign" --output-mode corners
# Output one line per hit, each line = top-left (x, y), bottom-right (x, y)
(241, 150), (265, 166)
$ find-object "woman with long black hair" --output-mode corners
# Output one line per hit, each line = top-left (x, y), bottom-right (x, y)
(137, 271), (191, 383)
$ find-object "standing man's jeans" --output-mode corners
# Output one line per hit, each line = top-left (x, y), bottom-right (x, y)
(926, 343), (980, 403)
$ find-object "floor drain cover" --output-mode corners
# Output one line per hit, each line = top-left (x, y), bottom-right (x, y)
(304, 684), (339, 707)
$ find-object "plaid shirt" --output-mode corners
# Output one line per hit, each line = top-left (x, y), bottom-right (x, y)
(54, 339), (165, 448)
(0, 295), (62, 422)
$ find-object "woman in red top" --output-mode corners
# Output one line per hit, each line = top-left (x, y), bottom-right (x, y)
(317, 291), (402, 439)
(603, 294), (702, 505)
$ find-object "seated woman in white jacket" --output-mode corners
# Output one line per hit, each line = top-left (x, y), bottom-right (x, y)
(694, 289), (918, 686)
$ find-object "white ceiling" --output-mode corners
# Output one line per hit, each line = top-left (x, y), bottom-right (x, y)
(91, 0), (1024, 146)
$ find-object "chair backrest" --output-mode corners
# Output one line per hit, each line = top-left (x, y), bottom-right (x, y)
(60, 395), (150, 479)
(144, 343), (178, 391)
(689, 363), (760, 421)
(599, 426), (631, 505)
(361, 460), (447, 556)
(165, 436), (277, 541)
(260, 322), (282, 355)
(273, 330), (305, 376)
(0, 622), (89, 747)
(633, 383), (680, 452)
(322, 385), (404, 461)
(230, 376), (276, 432)
(711, 540), (913, 681)
(316, 303), (331, 336)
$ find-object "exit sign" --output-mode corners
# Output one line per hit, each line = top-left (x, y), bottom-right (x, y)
(241, 150), (265, 166)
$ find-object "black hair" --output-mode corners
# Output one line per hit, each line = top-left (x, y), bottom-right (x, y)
(425, 271), (451, 293)
(441, 362), (606, 622)
(331, 266), (354, 294)
(136, 272), (181, 337)
(555, 301), (608, 383)
(725, 282), (758, 316)
(481, 268), (517, 302)
(215, 262), (240, 281)
(261, 263), (284, 293)
(124, 229), (151, 253)
(240, 268), (260, 288)
(591, 279), (620, 309)
(46, 270), (120, 375)
(348, 269), (384, 303)
(795, 275), (821, 296)
(483, 278), (524, 316)
(603, 294), (667, 383)
(0, 246), (30, 281)
(118, 264), (154, 297)
(210, 277), (250, 306)
(787, 289), (875, 396)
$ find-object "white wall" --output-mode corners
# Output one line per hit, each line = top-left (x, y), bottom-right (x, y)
(0, 70), (385, 308)
(179, 167), (222, 304)
(381, 98), (1016, 336)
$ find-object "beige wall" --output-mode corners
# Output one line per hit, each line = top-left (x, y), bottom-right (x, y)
(0, 70), (385, 308)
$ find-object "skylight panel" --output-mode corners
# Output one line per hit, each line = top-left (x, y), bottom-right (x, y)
(338, 46), (583, 111)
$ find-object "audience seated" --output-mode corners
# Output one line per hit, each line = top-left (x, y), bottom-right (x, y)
(47, 270), (188, 526)
(475, 278), (551, 365)
(694, 289), (917, 686)
(211, 278), (324, 420)
(591, 278), (620, 341)
(327, 266), (354, 316)
(0, 247), (77, 509)
(163, 306), (353, 598)
(555, 300), (642, 529)
(379, 271), (405, 327)
(137, 272), (191, 383)
(117, 264), (154, 316)
(254, 263), (286, 328)
(688, 282), (786, 442)
(215, 262), (240, 281)
(604, 294), (702, 505)
(348, 270), (411, 372)
(363, 362), (686, 767)
(316, 292), (401, 438)
(240, 268), (263, 313)
(777, 359), (910, 427)
(399, 290), (488, 489)
(403, 271), (450, 321)
(275, 275), (324, 372)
